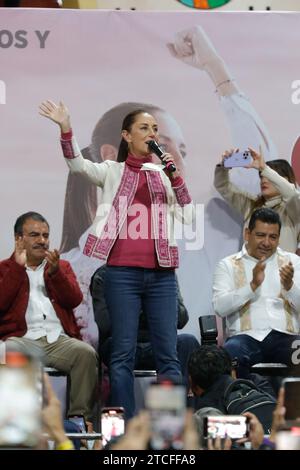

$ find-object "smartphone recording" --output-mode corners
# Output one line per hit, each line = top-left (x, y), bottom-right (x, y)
(203, 415), (249, 440)
(0, 351), (42, 448)
(145, 381), (186, 450)
(101, 407), (125, 446)
(223, 150), (252, 168)
(283, 378), (300, 421)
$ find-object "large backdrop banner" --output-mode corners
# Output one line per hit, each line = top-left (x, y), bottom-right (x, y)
(1, 9), (300, 345)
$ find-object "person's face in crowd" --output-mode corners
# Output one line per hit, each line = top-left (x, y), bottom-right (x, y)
(122, 112), (159, 157)
(259, 174), (280, 200)
(16, 218), (50, 265)
(244, 220), (280, 260)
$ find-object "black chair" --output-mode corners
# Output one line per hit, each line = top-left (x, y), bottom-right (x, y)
(198, 315), (218, 345)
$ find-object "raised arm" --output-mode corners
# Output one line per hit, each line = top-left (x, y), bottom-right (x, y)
(39, 100), (111, 187)
(39, 100), (71, 133)
(167, 25), (239, 97)
(214, 149), (256, 216)
(168, 25), (277, 161)
(248, 147), (298, 201)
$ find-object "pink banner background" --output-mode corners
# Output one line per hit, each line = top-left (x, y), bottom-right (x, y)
(1, 10), (300, 342)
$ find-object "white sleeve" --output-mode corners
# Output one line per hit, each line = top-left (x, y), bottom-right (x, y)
(261, 165), (298, 201)
(213, 259), (258, 318)
(220, 93), (278, 161)
(281, 256), (300, 313)
(66, 153), (112, 188)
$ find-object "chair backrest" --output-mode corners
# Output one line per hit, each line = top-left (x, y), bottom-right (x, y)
(198, 315), (218, 345)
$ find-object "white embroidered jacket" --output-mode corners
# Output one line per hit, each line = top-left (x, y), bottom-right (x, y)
(213, 245), (300, 341)
(61, 135), (195, 268)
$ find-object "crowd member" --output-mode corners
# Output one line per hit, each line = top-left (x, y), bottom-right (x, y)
(214, 148), (299, 253)
(213, 208), (300, 376)
(188, 345), (275, 433)
(39, 100), (194, 419)
(0, 212), (98, 422)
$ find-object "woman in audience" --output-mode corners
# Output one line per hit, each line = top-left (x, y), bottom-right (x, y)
(214, 147), (300, 253)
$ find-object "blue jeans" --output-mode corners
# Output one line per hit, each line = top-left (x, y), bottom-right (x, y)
(104, 266), (181, 419)
(224, 330), (300, 378)
(100, 333), (200, 389)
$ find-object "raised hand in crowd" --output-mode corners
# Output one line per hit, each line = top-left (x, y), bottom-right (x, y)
(183, 409), (201, 450)
(110, 411), (151, 451)
(242, 412), (264, 450)
(220, 147), (265, 171)
(270, 387), (286, 444)
(42, 373), (74, 450)
(207, 436), (232, 451)
(247, 146), (266, 171)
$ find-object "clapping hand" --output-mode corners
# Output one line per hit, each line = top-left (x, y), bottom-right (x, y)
(45, 249), (60, 275)
(14, 237), (27, 266)
(280, 261), (294, 291)
(251, 257), (266, 292)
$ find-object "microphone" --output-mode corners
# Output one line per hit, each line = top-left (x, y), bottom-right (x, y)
(147, 140), (176, 173)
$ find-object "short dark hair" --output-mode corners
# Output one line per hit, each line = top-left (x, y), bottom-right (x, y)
(14, 212), (49, 236)
(188, 345), (232, 390)
(248, 208), (281, 233)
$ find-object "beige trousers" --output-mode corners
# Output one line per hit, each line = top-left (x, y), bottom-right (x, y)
(6, 335), (98, 421)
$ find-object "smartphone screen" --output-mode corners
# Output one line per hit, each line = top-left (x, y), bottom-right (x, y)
(68, 415), (87, 433)
(276, 429), (300, 450)
(101, 407), (125, 446)
(0, 354), (41, 448)
(204, 415), (249, 440)
(283, 378), (300, 421)
(145, 382), (186, 450)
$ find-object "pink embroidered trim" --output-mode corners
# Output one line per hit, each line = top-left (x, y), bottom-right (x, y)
(83, 165), (139, 259)
(172, 181), (192, 207)
(61, 139), (76, 160)
(83, 234), (97, 257)
(83, 167), (179, 268)
(170, 246), (179, 268)
(146, 172), (173, 267)
(61, 129), (73, 140)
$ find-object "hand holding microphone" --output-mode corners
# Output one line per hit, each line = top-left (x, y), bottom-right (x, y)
(147, 140), (177, 173)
